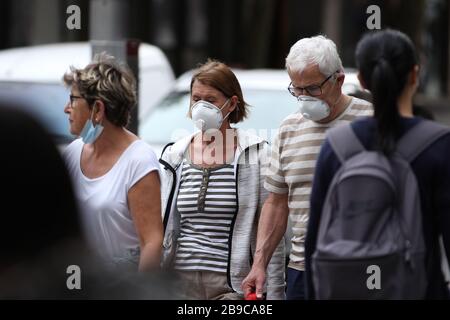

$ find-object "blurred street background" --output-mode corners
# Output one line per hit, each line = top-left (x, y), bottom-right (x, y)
(0, 0), (449, 125)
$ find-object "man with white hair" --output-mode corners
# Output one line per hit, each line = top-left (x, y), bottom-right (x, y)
(242, 35), (373, 299)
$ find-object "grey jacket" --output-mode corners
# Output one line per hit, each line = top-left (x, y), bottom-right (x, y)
(159, 129), (286, 300)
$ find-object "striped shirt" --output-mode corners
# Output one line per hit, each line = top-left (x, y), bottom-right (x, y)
(174, 158), (237, 273)
(264, 97), (373, 271)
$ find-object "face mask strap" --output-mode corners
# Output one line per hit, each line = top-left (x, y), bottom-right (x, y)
(220, 99), (234, 124)
(219, 98), (230, 111)
(89, 103), (103, 127)
(222, 110), (231, 122)
(326, 78), (343, 108)
(89, 108), (96, 122)
(328, 73), (344, 107)
(80, 108), (95, 132)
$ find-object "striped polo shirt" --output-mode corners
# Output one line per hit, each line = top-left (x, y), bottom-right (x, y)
(174, 158), (237, 273)
(264, 97), (373, 271)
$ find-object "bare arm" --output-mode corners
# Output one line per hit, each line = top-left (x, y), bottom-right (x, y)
(128, 170), (163, 272)
(242, 192), (289, 298)
(254, 192), (289, 269)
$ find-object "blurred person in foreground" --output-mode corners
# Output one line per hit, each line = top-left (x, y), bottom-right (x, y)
(63, 53), (163, 272)
(160, 59), (285, 300)
(0, 105), (178, 299)
(0, 104), (85, 298)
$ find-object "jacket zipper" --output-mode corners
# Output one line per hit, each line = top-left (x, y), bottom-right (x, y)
(227, 161), (240, 290)
(226, 143), (262, 290)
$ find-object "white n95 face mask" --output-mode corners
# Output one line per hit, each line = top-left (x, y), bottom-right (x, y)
(191, 99), (230, 131)
(297, 95), (331, 122)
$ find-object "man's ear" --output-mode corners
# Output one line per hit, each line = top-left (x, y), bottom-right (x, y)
(357, 72), (368, 90)
(335, 72), (345, 86)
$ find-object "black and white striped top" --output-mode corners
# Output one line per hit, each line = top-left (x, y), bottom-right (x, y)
(174, 158), (237, 273)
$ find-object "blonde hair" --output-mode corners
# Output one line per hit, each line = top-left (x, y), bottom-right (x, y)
(63, 53), (137, 127)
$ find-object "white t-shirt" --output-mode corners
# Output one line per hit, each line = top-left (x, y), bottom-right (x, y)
(63, 138), (160, 269)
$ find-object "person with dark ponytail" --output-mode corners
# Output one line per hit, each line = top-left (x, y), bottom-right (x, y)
(305, 29), (450, 299)
(357, 30), (418, 155)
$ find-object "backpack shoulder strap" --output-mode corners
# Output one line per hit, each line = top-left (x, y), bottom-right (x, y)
(396, 119), (450, 162)
(327, 123), (366, 163)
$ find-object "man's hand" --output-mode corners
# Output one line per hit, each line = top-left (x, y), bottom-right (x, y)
(242, 264), (266, 299)
(242, 192), (289, 299)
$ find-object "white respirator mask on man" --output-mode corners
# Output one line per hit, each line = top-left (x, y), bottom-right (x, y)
(297, 96), (331, 122)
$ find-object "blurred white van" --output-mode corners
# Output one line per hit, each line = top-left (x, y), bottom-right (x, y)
(0, 42), (175, 146)
(0, 42), (175, 119)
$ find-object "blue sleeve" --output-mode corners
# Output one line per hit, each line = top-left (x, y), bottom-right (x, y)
(305, 138), (342, 299)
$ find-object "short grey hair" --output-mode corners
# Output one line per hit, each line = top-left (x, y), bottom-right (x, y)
(63, 52), (137, 127)
(285, 35), (344, 77)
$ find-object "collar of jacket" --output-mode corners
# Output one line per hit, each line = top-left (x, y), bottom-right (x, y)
(160, 128), (267, 169)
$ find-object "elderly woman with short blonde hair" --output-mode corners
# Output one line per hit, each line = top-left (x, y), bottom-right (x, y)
(63, 53), (163, 272)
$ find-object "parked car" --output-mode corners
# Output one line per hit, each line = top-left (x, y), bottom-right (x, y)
(139, 68), (366, 156)
(0, 81), (72, 146)
(0, 42), (175, 147)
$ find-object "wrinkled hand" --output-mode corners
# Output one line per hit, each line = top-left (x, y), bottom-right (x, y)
(241, 265), (266, 299)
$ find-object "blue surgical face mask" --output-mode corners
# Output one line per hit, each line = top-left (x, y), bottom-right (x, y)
(79, 108), (104, 144)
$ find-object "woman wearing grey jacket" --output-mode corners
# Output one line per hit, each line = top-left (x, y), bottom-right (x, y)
(159, 60), (285, 300)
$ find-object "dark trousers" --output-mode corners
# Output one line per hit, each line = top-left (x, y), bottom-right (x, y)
(286, 268), (306, 300)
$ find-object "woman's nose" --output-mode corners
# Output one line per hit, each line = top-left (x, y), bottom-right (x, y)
(64, 101), (71, 113)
